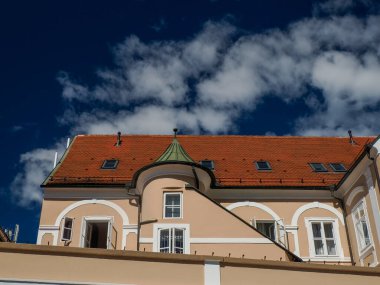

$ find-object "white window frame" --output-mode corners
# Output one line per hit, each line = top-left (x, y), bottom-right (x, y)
(253, 219), (277, 242)
(305, 218), (343, 258)
(80, 216), (114, 249)
(153, 223), (190, 254)
(352, 199), (373, 256)
(61, 217), (74, 241)
(163, 192), (183, 219)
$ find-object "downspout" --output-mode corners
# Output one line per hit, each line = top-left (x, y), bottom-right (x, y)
(136, 194), (142, 251)
(330, 187), (354, 265)
(126, 185), (142, 251)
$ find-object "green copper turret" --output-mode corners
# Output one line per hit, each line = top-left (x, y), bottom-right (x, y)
(156, 128), (194, 163)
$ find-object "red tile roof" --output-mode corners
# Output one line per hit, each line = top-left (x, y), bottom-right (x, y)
(45, 135), (375, 188)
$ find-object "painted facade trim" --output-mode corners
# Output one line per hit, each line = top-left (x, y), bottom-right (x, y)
(226, 201), (284, 226)
(204, 260), (221, 285)
(140, 237), (273, 244)
(291, 202), (344, 226)
(290, 202), (344, 256)
(364, 168), (380, 245)
(346, 186), (365, 207)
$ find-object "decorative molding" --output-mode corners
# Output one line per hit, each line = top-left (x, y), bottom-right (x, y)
(226, 201), (284, 226)
(0, 278), (135, 285)
(300, 257), (351, 262)
(346, 186), (365, 207)
(140, 237), (273, 244)
(54, 199), (130, 226)
(291, 202), (344, 226)
(290, 202), (344, 256)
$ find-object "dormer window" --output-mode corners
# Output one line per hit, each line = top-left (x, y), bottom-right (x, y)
(101, 159), (119, 169)
(200, 160), (214, 170)
(329, 163), (346, 172)
(309, 163), (327, 172)
(255, 161), (271, 171)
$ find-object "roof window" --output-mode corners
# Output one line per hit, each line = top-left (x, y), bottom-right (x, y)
(200, 160), (214, 170)
(309, 163), (327, 172)
(330, 163), (346, 172)
(255, 161), (271, 171)
(101, 159), (119, 169)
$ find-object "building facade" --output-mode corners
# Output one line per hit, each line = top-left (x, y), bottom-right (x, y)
(36, 132), (380, 267)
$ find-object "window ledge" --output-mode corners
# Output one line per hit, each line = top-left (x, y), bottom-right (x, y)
(301, 256), (350, 262)
(359, 244), (374, 259)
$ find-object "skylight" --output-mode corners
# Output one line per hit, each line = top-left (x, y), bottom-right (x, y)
(330, 163), (346, 172)
(101, 159), (119, 169)
(200, 160), (215, 170)
(309, 163), (327, 172)
(255, 161), (271, 171)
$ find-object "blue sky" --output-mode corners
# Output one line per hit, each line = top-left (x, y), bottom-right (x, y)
(1, 0), (380, 243)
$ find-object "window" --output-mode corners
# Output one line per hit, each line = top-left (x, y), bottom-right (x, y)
(82, 218), (115, 249)
(159, 228), (184, 253)
(101, 159), (119, 169)
(255, 161), (271, 171)
(200, 160), (214, 170)
(353, 201), (372, 252)
(329, 163), (346, 172)
(308, 220), (338, 256)
(255, 220), (276, 241)
(309, 163), (328, 172)
(61, 217), (73, 241)
(164, 192), (182, 218)
(153, 224), (189, 254)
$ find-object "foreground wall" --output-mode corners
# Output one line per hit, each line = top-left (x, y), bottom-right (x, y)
(0, 243), (379, 285)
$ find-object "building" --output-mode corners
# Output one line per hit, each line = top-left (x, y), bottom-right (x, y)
(1, 131), (380, 284)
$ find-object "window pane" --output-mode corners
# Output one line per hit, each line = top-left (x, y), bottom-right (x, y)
(174, 229), (184, 254)
(165, 206), (180, 218)
(326, 240), (336, 255)
(160, 229), (170, 252)
(256, 221), (276, 240)
(362, 221), (371, 246)
(314, 240), (324, 255)
(166, 194), (180, 206)
(312, 223), (322, 238)
(64, 218), (73, 228)
(63, 228), (71, 240)
(323, 223), (334, 238)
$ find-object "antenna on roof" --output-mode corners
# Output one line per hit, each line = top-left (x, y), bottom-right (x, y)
(173, 128), (178, 138)
(53, 151), (58, 168)
(348, 130), (356, 145)
(116, 131), (122, 146)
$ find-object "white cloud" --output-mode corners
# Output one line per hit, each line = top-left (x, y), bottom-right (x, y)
(10, 146), (65, 207)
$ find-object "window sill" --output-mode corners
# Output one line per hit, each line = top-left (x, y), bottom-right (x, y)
(301, 256), (350, 262)
(359, 244), (374, 259)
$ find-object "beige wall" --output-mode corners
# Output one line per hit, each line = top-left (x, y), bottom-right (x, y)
(39, 196), (139, 250)
(1, 244), (380, 285)
(221, 200), (349, 263)
(140, 176), (291, 260)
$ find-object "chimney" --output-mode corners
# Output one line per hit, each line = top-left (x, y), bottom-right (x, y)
(116, 132), (122, 146)
(348, 130), (356, 145)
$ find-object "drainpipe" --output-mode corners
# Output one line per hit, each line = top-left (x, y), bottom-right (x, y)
(126, 186), (142, 251)
(330, 187), (354, 265)
(136, 194), (142, 251)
